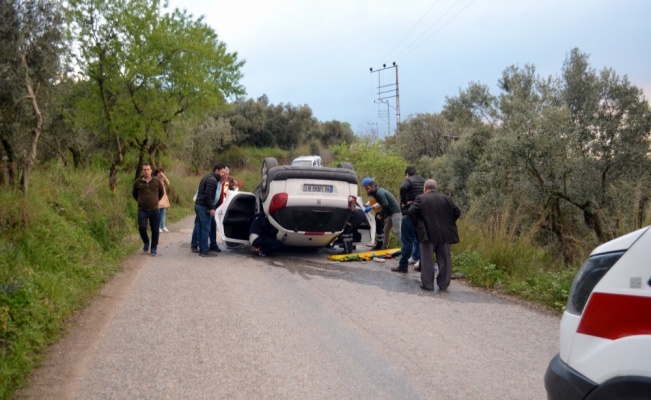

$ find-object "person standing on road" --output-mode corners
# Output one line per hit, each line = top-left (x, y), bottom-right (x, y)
(191, 165), (230, 254)
(363, 180), (402, 248)
(132, 163), (164, 256)
(408, 179), (461, 291)
(192, 162), (226, 257)
(394, 166), (425, 274)
(154, 168), (171, 233)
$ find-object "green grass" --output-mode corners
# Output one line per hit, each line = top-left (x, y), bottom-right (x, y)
(452, 214), (578, 312)
(0, 161), (198, 399)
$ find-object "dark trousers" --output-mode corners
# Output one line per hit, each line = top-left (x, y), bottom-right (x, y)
(137, 209), (160, 250)
(252, 236), (284, 255)
(375, 213), (384, 247)
(419, 241), (452, 290)
(341, 209), (366, 253)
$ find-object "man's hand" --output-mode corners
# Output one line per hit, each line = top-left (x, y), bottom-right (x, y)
(209, 209), (216, 217)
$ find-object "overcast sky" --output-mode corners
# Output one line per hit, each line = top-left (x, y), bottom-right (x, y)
(166, 0), (651, 136)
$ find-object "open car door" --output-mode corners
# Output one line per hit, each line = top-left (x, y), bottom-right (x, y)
(215, 190), (257, 248)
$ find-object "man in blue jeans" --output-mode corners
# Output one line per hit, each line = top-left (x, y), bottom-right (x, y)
(392, 166), (425, 273)
(193, 162), (226, 257)
(132, 163), (164, 256)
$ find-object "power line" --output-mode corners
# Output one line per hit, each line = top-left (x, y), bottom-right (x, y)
(379, 0), (442, 64)
(391, 0), (475, 63)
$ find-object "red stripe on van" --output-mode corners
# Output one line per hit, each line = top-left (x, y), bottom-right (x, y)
(578, 292), (651, 340)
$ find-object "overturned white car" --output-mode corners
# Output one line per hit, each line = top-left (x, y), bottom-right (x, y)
(216, 158), (375, 248)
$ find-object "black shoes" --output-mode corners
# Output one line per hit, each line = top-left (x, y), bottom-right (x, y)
(391, 266), (408, 273)
(143, 243), (150, 253)
(199, 252), (218, 257)
(420, 284), (434, 291)
(209, 246), (221, 253)
(191, 246), (199, 253)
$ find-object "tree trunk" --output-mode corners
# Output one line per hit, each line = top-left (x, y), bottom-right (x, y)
(53, 138), (68, 167)
(1, 137), (17, 187)
(20, 53), (43, 195)
(582, 201), (611, 242)
(540, 197), (578, 265)
(109, 162), (120, 193)
(69, 146), (81, 169)
(135, 138), (149, 180)
(637, 194), (649, 228)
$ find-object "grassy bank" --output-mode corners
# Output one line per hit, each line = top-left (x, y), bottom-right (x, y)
(0, 162), (198, 399)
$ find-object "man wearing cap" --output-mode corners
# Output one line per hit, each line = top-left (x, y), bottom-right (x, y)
(362, 180), (402, 248)
(362, 177), (385, 250)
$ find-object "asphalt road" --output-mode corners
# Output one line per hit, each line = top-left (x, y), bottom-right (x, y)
(17, 216), (560, 400)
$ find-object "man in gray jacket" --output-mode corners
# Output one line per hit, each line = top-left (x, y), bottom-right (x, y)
(408, 179), (460, 291)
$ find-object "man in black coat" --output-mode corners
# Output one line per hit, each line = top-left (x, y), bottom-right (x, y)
(408, 179), (461, 291)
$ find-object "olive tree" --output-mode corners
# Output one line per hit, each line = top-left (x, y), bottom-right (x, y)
(461, 50), (651, 263)
(0, 0), (65, 193)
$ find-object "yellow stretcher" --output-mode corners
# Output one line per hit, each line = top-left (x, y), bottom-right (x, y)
(327, 248), (401, 262)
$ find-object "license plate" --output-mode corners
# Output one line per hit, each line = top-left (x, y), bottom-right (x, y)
(303, 184), (333, 193)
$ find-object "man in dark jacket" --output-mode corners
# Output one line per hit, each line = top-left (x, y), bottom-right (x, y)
(394, 166), (426, 273)
(193, 162), (226, 257)
(132, 163), (164, 256)
(408, 179), (460, 291)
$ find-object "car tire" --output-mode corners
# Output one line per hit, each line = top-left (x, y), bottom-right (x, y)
(260, 157), (278, 201)
(337, 162), (354, 170)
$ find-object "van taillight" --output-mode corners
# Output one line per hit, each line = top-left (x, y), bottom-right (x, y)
(566, 251), (624, 315)
(269, 193), (288, 215)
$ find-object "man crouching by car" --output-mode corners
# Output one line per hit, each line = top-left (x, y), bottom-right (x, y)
(249, 213), (283, 257)
(340, 196), (367, 254)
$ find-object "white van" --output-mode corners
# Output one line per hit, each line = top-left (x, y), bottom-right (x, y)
(544, 226), (651, 399)
(291, 155), (323, 168)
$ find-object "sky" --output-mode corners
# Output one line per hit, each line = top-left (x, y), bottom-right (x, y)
(165, 0), (651, 136)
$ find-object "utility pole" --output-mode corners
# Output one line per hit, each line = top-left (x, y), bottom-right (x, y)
(369, 62), (400, 135)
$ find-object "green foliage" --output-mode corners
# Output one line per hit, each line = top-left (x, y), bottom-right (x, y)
(439, 48), (651, 263)
(394, 113), (457, 164)
(452, 211), (578, 311)
(66, 0), (245, 181)
(331, 138), (407, 197)
(0, 164), (139, 397)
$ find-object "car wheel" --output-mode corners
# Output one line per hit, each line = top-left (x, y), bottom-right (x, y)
(337, 162), (354, 170)
(260, 157), (278, 201)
